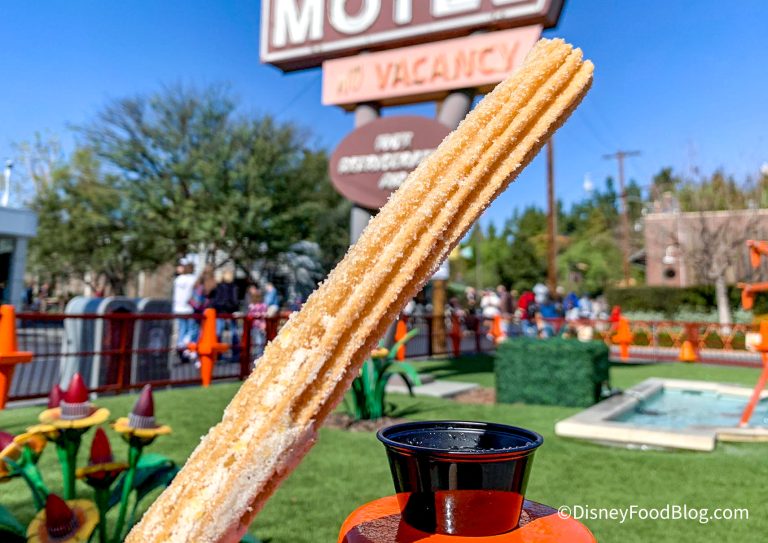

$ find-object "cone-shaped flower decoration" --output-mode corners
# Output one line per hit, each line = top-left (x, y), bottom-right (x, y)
(113, 385), (170, 446)
(27, 494), (98, 543)
(129, 384), (156, 429)
(44, 494), (77, 538)
(31, 375), (109, 501)
(34, 373), (109, 431)
(0, 429), (47, 481)
(0, 431), (14, 481)
(111, 386), (171, 540)
(47, 384), (63, 409)
(60, 374), (89, 419)
(0, 431), (12, 451)
(75, 428), (127, 488)
(90, 428), (112, 464)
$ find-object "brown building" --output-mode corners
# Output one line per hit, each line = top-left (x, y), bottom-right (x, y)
(644, 208), (768, 287)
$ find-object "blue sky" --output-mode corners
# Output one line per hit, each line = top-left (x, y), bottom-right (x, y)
(1, 0), (766, 226)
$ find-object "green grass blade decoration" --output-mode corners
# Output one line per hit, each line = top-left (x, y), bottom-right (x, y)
(347, 328), (422, 421)
(4, 448), (49, 511)
(107, 454), (178, 509)
(0, 504), (25, 542)
(384, 363), (422, 387)
(385, 329), (420, 362)
(112, 444), (142, 543)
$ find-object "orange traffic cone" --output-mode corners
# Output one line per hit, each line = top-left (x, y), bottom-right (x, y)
(678, 340), (697, 363)
(187, 308), (228, 387)
(490, 315), (504, 344)
(395, 318), (408, 361)
(0, 305), (33, 409)
(611, 317), (633, 361)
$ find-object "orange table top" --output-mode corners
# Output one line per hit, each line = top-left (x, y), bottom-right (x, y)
(338, 496), (596, 543)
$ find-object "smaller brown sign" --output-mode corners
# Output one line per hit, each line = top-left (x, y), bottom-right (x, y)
(329, 116), (451, 210)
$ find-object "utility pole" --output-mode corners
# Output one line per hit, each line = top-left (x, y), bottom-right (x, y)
(603, 150), (641, 285)
(546, 139), (557, 293)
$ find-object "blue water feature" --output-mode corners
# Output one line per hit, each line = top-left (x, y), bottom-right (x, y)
(613, 388), (768, 429)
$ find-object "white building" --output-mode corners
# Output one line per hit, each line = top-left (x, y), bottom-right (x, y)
(0, 207), (37, 307)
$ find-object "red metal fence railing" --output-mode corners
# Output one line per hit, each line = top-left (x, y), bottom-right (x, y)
(543, 318), (762, 368)
(6, 311), (764, 403)
(10, 312), (292, 402)
(8, 311), (497, 403)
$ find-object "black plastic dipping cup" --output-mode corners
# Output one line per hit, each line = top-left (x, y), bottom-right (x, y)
(377, 420), (543, 537)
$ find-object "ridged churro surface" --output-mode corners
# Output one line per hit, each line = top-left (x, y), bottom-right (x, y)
(127, 38), (593, 543)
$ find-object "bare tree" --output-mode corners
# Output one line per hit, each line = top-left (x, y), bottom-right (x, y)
(682, 210), (760, 325)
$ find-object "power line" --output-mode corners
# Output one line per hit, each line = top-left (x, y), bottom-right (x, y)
(274, 74), (321, 119)
(575, 108), (613, 151)
(604, 150), (642, 285)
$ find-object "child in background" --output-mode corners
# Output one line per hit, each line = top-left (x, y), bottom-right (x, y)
(247, 285), (268, 360)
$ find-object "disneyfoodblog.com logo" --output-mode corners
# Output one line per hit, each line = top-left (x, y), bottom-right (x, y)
(558, 504), (749, 525)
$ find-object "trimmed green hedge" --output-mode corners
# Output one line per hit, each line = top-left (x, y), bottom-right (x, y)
(605, 285), (768, 316)
(495, 338), (610, 407)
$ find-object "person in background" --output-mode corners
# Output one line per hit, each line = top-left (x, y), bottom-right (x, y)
(464, 297), (481, 346)
(172, 260), (197, 363)
(263, 282), (280, 316)
(504, 289), (520, 338)
(211, 270), (239, 316)
(190, 265), (216, 313)
(578, 294), (593, 319)
(593, 296), (609, 320)
(565, 291), (581, 322)
(497, 285), (512, 315)
(554, 286), (566, 318)
(609, 305), (622, 324)
(21, 281), (35, 310)
(247, 285), (268, 360)
(534, 311), (555, 338)
(465, 286), (477, 306)
(480, 288), (501, 318)
(539, 298), (559, 319)
(185, 265), (217, 365)
(497, 284), (514, 337)
(38, 282), (51, 312)
(564, 291), (579, 314)
(447, 296), (465, 318)
(210, 270), (240, 360)
(517, 289), (537, 336)
(517, 290), (535, 319)
(533, 282), (549, 306)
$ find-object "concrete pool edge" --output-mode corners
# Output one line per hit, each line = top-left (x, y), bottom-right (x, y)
(554, 378), (768, 452)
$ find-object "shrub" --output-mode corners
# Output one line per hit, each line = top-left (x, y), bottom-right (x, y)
(495, 338), (610, 407)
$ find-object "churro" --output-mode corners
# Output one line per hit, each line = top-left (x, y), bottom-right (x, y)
(127, 38), (593, 543)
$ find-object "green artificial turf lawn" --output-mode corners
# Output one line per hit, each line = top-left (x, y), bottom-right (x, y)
(1, 359), (766, 542)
